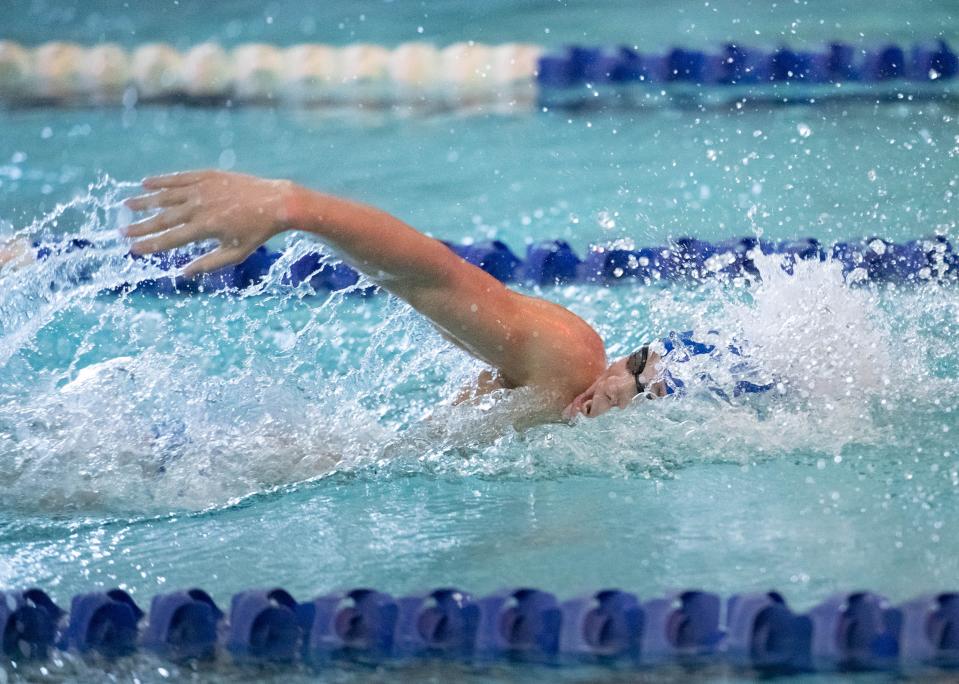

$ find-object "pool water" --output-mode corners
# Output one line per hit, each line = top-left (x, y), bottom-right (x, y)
(1, 1), (959, 681)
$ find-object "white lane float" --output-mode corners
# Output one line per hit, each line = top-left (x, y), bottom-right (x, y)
(131, 43), (182, 99)
(232, 43), (283, 101)
(32, 41), (85, 99)
(0, 40), (31, 98)
(81, 43), (128, 100)
(180, 43), (231, 98)
(281, 44), (337, 102)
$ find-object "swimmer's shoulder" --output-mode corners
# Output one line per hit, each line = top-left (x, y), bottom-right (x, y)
(508, 292), (607, 396)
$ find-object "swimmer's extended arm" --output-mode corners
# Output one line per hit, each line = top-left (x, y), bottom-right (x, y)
(125, 170), (606, 401)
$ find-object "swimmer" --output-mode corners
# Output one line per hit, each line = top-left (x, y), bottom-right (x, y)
(126, 172), (768, 418)
(120, 169), (658, 421)
(1, 170), (768, 421)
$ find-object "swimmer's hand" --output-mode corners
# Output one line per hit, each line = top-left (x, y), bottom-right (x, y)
(0, 236), (34, 271)
(124, 170), (298, 277)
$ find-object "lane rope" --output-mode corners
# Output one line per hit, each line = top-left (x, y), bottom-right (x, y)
(29, 234), (957, 295)
(0, 40), (955, 107)
(2, 586), (957, 671)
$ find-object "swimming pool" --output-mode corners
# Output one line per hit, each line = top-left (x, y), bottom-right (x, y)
(2, 0), (959, 681)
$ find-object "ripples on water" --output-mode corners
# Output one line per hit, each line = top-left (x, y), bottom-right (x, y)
(0, 178), (956, 514)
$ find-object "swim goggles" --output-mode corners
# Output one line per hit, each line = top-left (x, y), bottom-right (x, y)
(625, 345), (650, 395)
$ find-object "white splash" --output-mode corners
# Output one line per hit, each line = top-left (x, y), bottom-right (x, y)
(0, 180), (955, 513)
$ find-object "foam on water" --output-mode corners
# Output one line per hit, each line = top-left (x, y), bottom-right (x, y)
(0, 178), (955, 514)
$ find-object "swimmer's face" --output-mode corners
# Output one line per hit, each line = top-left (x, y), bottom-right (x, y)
(562, 352), (664, 420)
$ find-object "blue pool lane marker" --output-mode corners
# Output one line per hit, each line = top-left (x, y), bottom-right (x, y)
(298, 588), (398, 662)
(226, 588), (301, 662)
(141, 589), (223, 660)
(29, 234), (958, 296)
(0, 589), (63, 660)
(4, 586), (959, 672)
(536, 41), (958, 89)
(63, 589), (144, 657)
(393, 588), (480, 659)
(559, 589), (643, 663)
(724, 592), (811, 671)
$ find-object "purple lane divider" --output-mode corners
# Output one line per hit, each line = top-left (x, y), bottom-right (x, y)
(10, 585), (959, 671)
(559, 589), (643, 662)
(474, 588), (562, 660)
(298, 588), (398, 662)
(640, 590), (722, 663)
(0, 589), (63, 660)
(724, 591), (811, 671)
(806, 591), (899, 670)
(226, 588), (301, 662)
(142, 589), (224, 660)
(894, 593), (959, 667)
(63, 589), (144, 657)
(392, 588), (479, 658)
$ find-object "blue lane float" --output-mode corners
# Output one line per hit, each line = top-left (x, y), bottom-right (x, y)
(298, 588), (398, 663)
(896, 593), (959, 668)
(142, 589), (223, 661)
(473, 588), (562, 661)
(641, 590), (723, 663)
(393, 588), (479, 659)
(805, 592), (897, 670)
(27, 233), (958, 296)
(559, 589), (643, 663)
(537, 40), (958, 89)
(724, 592), (811, 672)
(63, 589), (144, 657)
(0, 589), (63, 660)
(5, 586), (959, 673)
(226, 588), (301, 662)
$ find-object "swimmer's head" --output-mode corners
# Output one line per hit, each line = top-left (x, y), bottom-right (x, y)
(562, 346), (665, 419)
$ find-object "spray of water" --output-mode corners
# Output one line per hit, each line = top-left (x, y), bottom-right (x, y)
(0, 178), (955, 514)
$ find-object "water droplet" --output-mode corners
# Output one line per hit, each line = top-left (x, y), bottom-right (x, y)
(218, 149), (237, 170)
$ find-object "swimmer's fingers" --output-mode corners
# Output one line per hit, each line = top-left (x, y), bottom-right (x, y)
(182, 247), (244, 277)
(142, 170), (211, 190)
(129, 224), (201, 256)
(0, 237), (33, 270)
(125, 187), (191, 211)
(124, 204), (194, 238)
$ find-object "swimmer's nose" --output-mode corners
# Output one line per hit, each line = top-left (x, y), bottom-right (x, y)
(582, 398), (593, 416)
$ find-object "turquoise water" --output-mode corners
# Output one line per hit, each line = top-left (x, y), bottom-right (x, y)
(5, 0), (958, 51)
(2, 1), (959, 682)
